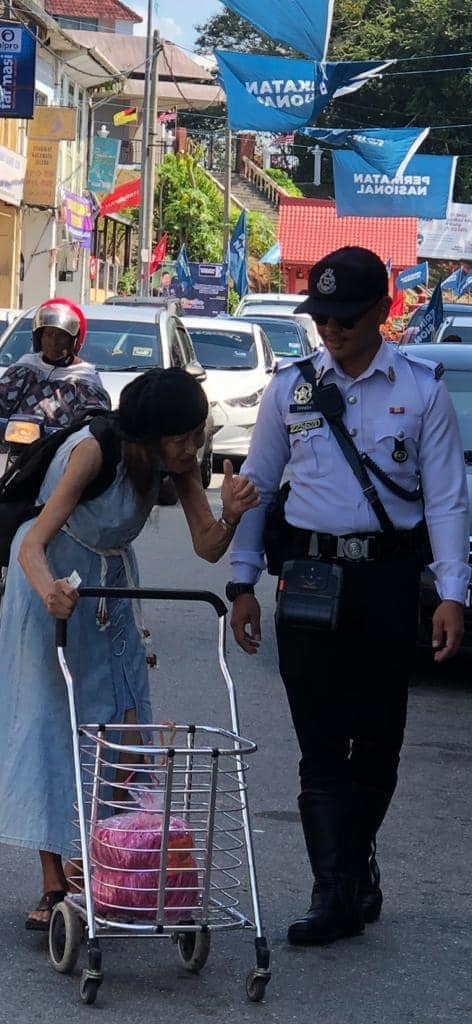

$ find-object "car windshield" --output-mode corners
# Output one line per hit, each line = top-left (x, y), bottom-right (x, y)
(440, 325), (472, 344)
(0, 318), (162, 371)
(242, 303), (297, 317)
(188, 329), (257, 370)
(444, 369), (472, 449)
(250, 319), (306, 356)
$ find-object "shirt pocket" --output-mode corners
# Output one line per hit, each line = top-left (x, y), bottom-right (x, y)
(365, 413), (421, 482)
(288, 418), (333, 477)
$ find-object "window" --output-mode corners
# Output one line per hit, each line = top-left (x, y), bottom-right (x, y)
(0, 319), (162, 371)
(56, 16), (98, 30)
(34, 90), (48, 107)
(188, 329), (258, 370)
(260, 332), (274, 370)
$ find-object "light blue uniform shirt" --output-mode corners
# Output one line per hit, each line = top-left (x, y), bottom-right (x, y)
(230, 342), (470, 603)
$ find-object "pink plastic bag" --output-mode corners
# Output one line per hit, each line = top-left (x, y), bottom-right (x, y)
(91, 789), (199, 920)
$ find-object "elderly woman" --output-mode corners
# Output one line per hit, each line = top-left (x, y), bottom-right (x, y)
(0, 368), (259, 929)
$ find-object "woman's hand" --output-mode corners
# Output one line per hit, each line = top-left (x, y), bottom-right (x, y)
(44, 579), (79, 620)
(221, 459), (260, 526)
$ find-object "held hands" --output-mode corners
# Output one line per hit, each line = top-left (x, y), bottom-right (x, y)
(431, 600), (464, 662)
(231, 594), (261, 655)
(221, 459), (260, 527)
(44, 578), (79, 620)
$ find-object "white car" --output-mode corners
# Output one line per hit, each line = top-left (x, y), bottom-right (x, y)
(0, 303), (215, 488)
(182, 316), (275, 459)
(234, 295), (320, 349)
(235, 293), (305, 315)
(435, 315), (472, 345)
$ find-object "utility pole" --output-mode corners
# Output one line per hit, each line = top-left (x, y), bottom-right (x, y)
(141, 29), (160, 297)
(137, 0), (154, 294)
(222, 127), (232, 257)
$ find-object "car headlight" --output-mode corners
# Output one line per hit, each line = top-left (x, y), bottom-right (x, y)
(225, 389), (264, 408)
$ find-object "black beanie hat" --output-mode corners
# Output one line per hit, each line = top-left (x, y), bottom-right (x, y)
(118, 368), (209, 442)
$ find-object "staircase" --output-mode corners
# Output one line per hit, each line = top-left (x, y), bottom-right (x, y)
(204, 158), (289, 224)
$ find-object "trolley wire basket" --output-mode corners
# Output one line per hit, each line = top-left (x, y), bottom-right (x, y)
(50, 588), (271, 1006)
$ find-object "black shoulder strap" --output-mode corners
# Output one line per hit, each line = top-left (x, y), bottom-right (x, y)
(82, 414), (122, 501)
(298, 360), (395, 533)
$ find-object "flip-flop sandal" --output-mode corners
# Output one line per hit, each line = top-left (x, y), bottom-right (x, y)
(25, 890), (67, 932)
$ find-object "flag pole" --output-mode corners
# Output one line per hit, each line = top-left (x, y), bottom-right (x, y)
(137, 0), (154, 295)
(142, 28), (161, 297)
(223, 127), (232, 256)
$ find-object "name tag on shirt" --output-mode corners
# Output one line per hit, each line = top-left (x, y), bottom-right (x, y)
(289, 401), (319, 413)
(288, 417), (324, 434)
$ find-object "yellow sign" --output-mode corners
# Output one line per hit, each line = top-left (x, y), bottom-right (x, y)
(23, 140), (59, 207)
(29, 106), (77, 142)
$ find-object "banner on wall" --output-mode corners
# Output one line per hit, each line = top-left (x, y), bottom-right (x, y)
(0, 143), (26, 206)
(153, 262), (228, 316)
(223, 0), (334, 62)
(29, 106), (77, 141)
(215, 51), (392, 132)
(87, 137), (121, 193)
(332, 151), (457, 219)
(300, 127), (430, 179)
(61, 191), (94, 249)
(418, 202), (472, 260)
(0, 22), (36, 118)
(23, 140), (59, 207)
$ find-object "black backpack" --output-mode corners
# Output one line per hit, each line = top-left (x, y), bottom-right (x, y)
(0, 412), (122, 566)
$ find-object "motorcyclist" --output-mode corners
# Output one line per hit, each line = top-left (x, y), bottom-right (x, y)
(0, 297), (110, 427)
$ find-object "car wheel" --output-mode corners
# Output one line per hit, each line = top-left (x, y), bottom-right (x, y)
(200, 448), (213, 489)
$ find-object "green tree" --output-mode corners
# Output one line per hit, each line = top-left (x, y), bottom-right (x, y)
(194, 1), (472, 200)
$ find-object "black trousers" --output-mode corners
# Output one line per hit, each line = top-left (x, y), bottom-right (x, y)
(276, 558), (420, 796)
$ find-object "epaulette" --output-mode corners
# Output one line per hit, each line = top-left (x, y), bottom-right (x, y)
(396, 348), (444, 380)
(274, 352), (321, 374)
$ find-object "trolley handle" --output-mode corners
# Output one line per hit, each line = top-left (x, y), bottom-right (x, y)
(56, 588), (228, 648)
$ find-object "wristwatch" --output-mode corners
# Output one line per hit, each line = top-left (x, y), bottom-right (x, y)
(225, 582), (255, 602)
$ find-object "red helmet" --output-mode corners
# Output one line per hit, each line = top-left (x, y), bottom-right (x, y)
(32, 297), (87, 354)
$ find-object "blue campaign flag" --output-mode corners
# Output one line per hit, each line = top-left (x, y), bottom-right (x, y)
(440, 268), (464, 295)
(0, 21), (36, 118)
(215, 52), (392, 133)
(300, 127), (429, 179)
(223, 0), (334, 62)
(176, 244), (193, 291)
(229, 211), (249, 298)
(458, 270), (472, 297)
(414, 284), (444, 344)
(332, 151), (457, 219)
(396, 262), (429, 290)
(259, 241), (281, 265)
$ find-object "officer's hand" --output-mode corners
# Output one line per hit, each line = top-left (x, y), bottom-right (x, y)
(431, 600), (464, 662)
(44, 578), (79, 620)
(231, 594), (261, 655)
(221, 459), (260, 525)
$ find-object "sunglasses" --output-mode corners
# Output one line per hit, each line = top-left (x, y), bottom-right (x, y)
(313, 299), (380, 330)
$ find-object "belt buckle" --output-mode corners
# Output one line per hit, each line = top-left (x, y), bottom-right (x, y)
(337, 536), (371, 561)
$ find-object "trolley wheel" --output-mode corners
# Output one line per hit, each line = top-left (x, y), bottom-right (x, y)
(246, 971), (269, 1003)
(49, 901), (83, 974)
(80, 974), (101, 1005)
(176, 930), (211, 973)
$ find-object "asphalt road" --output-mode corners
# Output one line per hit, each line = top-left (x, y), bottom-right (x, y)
(0, 474), (471, 1023)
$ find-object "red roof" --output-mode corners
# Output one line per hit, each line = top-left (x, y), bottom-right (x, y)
(278, 197), (417, 267)
(46, 0), (142, 22)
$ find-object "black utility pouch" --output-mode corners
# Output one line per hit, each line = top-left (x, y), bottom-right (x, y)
(275, 559), (344, 631)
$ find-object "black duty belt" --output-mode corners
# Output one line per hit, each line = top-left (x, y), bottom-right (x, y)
(288, 523), (428, 564)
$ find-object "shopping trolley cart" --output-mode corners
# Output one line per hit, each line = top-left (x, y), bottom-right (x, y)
(50, 587), (271, 1006)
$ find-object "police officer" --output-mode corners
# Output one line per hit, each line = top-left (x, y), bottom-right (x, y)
(225, 246), (469, 946)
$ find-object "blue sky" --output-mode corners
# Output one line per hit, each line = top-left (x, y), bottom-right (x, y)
(131, 1), (220, 49)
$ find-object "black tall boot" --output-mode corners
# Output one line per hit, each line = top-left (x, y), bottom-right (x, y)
(350, 785), (393, 924)
(287, 787), (365, 946)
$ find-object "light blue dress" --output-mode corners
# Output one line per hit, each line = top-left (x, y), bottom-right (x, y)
(0, 427), (159, 859)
